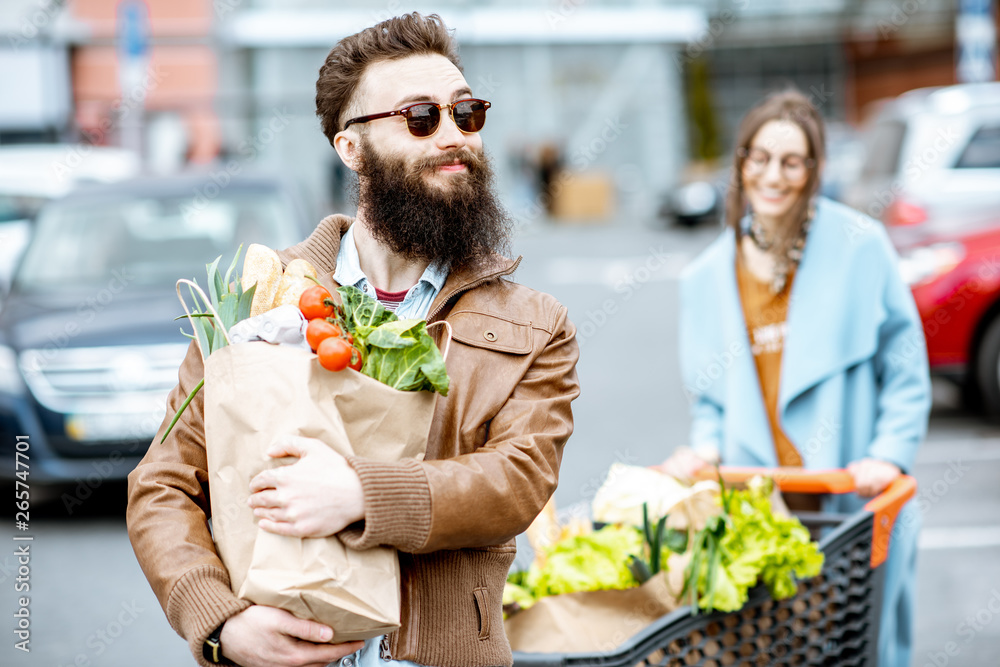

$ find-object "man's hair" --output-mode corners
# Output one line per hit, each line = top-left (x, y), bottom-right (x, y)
(315, 12), (462, 146)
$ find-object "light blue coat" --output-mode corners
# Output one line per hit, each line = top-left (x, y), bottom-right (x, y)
(679, 197), (930, 666)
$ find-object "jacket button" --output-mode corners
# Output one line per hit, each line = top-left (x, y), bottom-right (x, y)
(483, 330), (497, 342)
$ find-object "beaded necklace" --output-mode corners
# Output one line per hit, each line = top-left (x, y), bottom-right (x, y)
(743, 206), (814, 294)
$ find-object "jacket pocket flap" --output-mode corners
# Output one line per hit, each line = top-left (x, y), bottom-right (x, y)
(449, 311), (532, 354)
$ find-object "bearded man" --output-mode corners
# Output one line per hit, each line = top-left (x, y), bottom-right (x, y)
(126, 12), (580, 667)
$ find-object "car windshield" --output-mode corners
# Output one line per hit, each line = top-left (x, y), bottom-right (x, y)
(14, 188), (301, 290)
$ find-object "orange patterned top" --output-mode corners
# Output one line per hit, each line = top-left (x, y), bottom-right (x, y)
(735, 252), (803, 467)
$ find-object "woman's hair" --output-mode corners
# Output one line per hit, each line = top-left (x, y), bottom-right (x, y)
(724, 89), (826, 247)
(315, 13), (462, 146)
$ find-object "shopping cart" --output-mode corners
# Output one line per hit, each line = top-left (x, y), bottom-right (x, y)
(511, 467), (916, 667)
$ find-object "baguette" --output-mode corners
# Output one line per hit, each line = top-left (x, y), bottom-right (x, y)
(272, 258), (319, 309)
(241, 244), (283, 317)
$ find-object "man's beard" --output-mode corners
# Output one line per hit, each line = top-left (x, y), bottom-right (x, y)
(351, 139), (512, 272)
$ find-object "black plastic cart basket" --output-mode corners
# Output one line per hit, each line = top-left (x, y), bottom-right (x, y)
(511, 467), (916, 667)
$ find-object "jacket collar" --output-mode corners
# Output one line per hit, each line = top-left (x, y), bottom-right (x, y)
(278, 214), (521, 315)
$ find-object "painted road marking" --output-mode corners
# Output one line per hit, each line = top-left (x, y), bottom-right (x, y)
(545, 253), (691, 287)
(919, 526), (1000, 550)
(916, 438), (1000, 464)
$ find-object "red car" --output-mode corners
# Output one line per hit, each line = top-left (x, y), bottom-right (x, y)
(894, 222), (1000, 416)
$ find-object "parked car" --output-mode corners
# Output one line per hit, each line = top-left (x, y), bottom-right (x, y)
(896, 219), (1000, 417)
(0, 144), (140, 293)
(0, 174), (310, 485)
(842, 82), (1000, 234)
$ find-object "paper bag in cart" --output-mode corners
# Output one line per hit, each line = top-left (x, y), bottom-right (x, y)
(204, 342), (436, 642)
(504, 573), (679, 654)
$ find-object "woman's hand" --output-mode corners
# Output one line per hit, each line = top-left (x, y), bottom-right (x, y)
(656, 446), (718, 481)
(847, 458), (902, 497)
(219, 605), (365, 667)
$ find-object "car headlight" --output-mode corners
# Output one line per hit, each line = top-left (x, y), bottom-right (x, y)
(897, 242), (966, 286)
(0, 344), (26, 395)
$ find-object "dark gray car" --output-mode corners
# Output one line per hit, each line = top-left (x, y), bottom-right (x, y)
(0, 173), (311, 486)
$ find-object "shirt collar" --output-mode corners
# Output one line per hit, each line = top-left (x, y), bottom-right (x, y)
(332, 223), (367, 288)
(333, 222), (450, 292)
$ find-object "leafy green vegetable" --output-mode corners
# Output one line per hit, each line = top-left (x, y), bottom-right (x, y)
(333, 285), (449, 395)
(525, 524), (643, 598)
(629, 502), (688, 584)
(502, 581), (536, 617)
(682, 476), (824, 613)
(363, 319), (449, 395)
(337, 285), (398, 340)
(162, 247), (254, 442)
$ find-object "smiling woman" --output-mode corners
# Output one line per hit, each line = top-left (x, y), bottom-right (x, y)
(661, 88), (931, 667)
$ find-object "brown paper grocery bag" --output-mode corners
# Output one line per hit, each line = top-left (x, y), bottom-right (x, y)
(504, 573), (680, 654)
(203, 341), (436, 641)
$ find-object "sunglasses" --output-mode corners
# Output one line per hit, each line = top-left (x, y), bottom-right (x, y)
(343, 98), (491, 137)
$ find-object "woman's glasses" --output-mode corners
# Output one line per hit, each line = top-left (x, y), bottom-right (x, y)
(738, 146), (816, 182)
(343, 98), (491, 137)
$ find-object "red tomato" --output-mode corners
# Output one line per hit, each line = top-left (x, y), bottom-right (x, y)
(348, 345), (363, 371)
(317, 337), (353, 372)
(299, 285), (335, 320)
(306, 318), (342, 352)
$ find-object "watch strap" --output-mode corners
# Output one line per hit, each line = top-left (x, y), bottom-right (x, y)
(203, 622), (227, 665)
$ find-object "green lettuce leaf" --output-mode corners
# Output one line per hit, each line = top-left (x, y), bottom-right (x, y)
(525, 525), (643, 598)
(337, 285), (398, 340)
(363, 319), (449, 395)
(689, 478), (824, 613)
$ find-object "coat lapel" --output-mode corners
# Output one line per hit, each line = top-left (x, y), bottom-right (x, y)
(778, 199), (884, 415)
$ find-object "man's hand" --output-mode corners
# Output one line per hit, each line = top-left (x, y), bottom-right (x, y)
(847, 458), (902, 498)
(219, 606), (364, 667)
(248, 435), (365, 538)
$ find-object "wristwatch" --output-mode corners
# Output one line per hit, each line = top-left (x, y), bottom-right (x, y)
(203, 622), (230, 665)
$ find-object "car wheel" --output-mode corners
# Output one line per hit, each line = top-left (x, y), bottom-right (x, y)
(961, 376), (984, 415)
(975, 314), (1000, 419)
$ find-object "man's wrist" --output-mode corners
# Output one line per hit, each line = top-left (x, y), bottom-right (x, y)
(203, 621), (232, 665)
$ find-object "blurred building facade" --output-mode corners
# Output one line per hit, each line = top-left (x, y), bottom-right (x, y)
(0, 0), (996, 224)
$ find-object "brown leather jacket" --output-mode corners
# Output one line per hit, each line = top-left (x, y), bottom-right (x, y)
(126, 215), (580, 667)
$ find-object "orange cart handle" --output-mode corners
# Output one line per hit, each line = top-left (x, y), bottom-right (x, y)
(714, 466), (916, 569)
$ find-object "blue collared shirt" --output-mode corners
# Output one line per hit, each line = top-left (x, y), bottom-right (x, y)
(332, 223), (450, 320)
